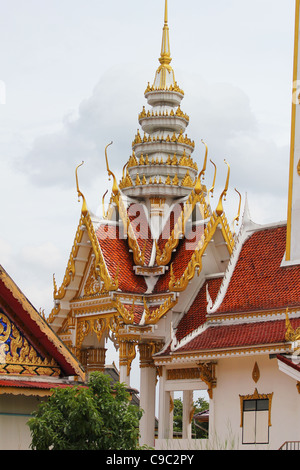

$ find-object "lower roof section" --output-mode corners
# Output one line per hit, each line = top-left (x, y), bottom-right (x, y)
(156, 316), (300, 360)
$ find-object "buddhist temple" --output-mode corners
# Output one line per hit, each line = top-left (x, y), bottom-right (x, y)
(46, 0), (300, 450)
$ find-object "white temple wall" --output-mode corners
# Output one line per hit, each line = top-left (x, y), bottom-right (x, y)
(212, 355), (300, 450)
(0, 394), (44, 450)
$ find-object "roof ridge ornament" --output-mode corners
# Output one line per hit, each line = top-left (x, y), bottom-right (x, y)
(75, 161), (88, 216)
(216, 159), (230, 216)
(232, 188), (242, 232)
(105, 141), (119, 196)
(207, 159), (217, 204)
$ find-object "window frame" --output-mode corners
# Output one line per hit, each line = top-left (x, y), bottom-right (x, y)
(239, 388), (273, 445)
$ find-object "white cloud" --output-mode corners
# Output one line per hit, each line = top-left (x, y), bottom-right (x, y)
(20, 242), (62, 271)
(0, 238), (12, 269)
(14, 64), (289, 229)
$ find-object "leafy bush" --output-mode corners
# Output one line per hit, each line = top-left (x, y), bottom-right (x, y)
(27, 372), (143, 450)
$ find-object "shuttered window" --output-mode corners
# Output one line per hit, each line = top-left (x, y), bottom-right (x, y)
(242, 399), (269, 444)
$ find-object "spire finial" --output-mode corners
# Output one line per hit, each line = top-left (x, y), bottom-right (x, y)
(164, 0), (168, 24)
(151, 0), (178, 90)
(160, 0), (171, 66)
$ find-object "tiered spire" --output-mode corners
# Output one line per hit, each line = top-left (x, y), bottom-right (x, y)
(119, 0), (199, 200)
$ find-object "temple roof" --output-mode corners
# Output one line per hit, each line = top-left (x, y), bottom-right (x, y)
(155, 221), (300, 359)
(0, 264), (85, 380)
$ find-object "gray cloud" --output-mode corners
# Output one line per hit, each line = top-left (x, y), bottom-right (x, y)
(15, 64), (289, 226)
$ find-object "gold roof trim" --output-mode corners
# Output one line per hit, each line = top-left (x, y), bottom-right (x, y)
(285, 307), (300, 342)
(169, 211), (234, 292)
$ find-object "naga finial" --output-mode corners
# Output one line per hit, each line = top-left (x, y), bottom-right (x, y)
(232, 188), (242, 229)
(199, 140), (208, 181)
(216, 159), (230, 216)
(208, 159), (217, 202)
(75, 161), (88, 216)
(105, 141), (119, 196)
(102, 190), (108, 219)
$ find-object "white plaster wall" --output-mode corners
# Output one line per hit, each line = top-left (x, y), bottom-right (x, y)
(211, 355), (300, 450)
(0, 394), (44, 450)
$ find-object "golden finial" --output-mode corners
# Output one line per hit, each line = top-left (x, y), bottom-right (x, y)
(232, 188), (242, 229)
(122, 162), (128, 180)
(285, 307), (300, 342)
(53, 273), (58, 297)
(160, 0), (171, 66)
(216, 159), (230, 216)
(75, 161), (88, 216)
(208, 159), (217, 201)
(104, 141), (119, 196)
(102, 190), (108, 219)
(199, 140), (208, 181)
(194, 141), (208, 194)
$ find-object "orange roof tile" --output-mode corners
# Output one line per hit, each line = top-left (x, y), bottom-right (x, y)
(96, 224), (147, 294)
(175, 277), (223, 342)
(174, 317), (300, 353)
(215, 225), (300, 314)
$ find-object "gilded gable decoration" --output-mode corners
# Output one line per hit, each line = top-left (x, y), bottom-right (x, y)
(0, 311), (61, 376)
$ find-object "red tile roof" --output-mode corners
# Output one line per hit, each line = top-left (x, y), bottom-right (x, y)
(175, 277), (223, 342)
(154, 225), (204, 293)
(127, 204), (153, 266)
(158, 224), (300, 356)
(0, 379), (85, 390)
(174, 317), (300, 354)
(96, 224), (148, 294)
(215, 225), (300, 314)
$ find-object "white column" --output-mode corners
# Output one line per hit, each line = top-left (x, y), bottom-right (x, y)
(139, 343), (157, 447)
(182, 390), (193, 439)
(119, 364), (130, 386)
(158, 368), (172, 439)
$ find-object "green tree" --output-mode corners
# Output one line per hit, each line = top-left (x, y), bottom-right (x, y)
(27, 372), (143, 450)
(173, 396), (209, 439)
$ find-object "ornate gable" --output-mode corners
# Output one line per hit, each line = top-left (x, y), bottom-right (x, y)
(0, 310), (61, 377)
(0, 264), (84, 381)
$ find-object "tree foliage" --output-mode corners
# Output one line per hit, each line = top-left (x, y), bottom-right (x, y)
(173, 396), (209, 439)
(27, 372), (143, 450)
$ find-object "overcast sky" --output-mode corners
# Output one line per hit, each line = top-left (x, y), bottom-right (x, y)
(0, 0), (296, 372)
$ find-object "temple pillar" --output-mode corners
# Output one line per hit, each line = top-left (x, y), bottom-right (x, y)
(81, 347), (107, 376)
(119, 340), (136, 387)
(139, 342), (157, 447)
(182, 390), (193, 439)
(158, 367), (173, 439)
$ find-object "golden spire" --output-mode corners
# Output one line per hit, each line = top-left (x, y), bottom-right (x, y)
(160, 0), (171, 67)
(153, 0), (176, 89)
